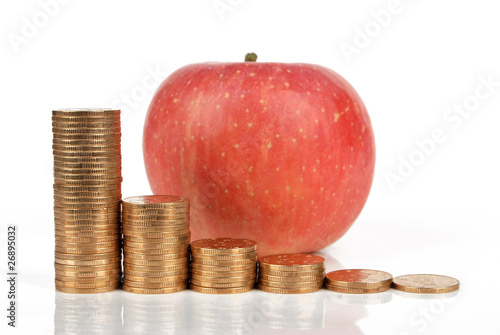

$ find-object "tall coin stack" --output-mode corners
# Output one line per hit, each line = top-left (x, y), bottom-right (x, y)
(190, 238), (258, 294)
(52, 108), (122, 294)
(121, 195), (190, 294)
(258, 254), (325, 294)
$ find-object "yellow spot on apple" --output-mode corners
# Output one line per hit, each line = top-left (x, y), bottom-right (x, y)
(362, 125), (365, 133)
(302, 166), (305, 171)
(259, 100), (264, 104)
(193, 87), (197, 91)
(248, 166), (253, 172)
(245, 109), (249, 113)
(296, 110), (300, 114)
(236, 185), (240, 189)
(248, 123), (253, 127)
(225, 92), (229, 98)
(249, 192), (255, 197)
(334, 113), (340, 122)
(201, 136), (204, 140)
(154, 158), (157, 163)
(240, 94), (245, 98)
(285, 82), (290, 87)
(275, 134), (280, 138)
(299, 129), (303, 133)
(220, 74), (224, 78)
(286, 185), (290, 191)
(225, 189), (229, 193)
(287, 69), (292, 73)
(315, 119), (319, 123)
(345, 106), (350, 112)
(249, 73), (255, 76)
(173, 98), (179, 103)
(276, 167), (280, 171)
(216, 105), (220, 110)
(191, 136), (194, 140)
(292, 138), (296, 142)
(234, 144), (239, 148)
(203, 166), (207, 169)
(234, 123), (238, 127)
(264, 190), (269, 194)
(221, 152), (225, 157)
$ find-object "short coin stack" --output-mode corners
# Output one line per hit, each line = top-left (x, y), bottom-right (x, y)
(53, 108), (122, 294)
(121, 195), (190, 294)
(325, 269), (393, 294)
(190, 238), (258, 294)
(392, 274), (459, 294)
(258, 254), (325, 294)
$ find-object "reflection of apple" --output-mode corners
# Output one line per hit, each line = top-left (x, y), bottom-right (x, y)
(143, 54), (375, 255)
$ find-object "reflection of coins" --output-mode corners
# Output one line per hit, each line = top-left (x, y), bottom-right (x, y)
(190, 285), (254, 294)
(325, 269), (393, 289)
(258, 254), (325, 294)
(190, 238), (257, 254)
(392, 274), (460, 294)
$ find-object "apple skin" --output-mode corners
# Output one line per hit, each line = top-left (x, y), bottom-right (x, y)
(143, 60), (375, 256)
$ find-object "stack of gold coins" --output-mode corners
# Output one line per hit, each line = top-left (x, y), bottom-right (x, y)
(190, 238), (258, 294)
(257, 254), (325, 294)
(121, 195), (190, 294)
(52, 108), (122, 294)
(325, 269), (393, 294)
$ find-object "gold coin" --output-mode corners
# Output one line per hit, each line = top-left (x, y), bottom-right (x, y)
(52, 108), (120, 116)
(190, 238), (257, 254)
(54, 251), (120, 260)
(121, 229), (191, 238)
(124, 263), (189, 272)
(191, 251), (258, 261)
(259, 269), (326, 277)
(53, 155), (122, 163)
(325, 284), (390, 294)
(259, 274), (325, 283)
(54, 218), (120, 226)
(55, 274), (121, 283)
(189, 284), (254, 294)
(54, 257), (121, 266)
(259, 254), (325, 271)
(123, 246), (188, 255)
(53, 190), (121, 199)
(52, 120), (121, 128)
(123, 279), (187, 289)
(123, 208), (188, 215)
(190, 279), (255, 288)
(54, 223), (119, 231)
(192, 258), (256, 266)
(257, 284), (322, 294)
(124, 257), (189, 267)
(52, 149), (121, 157)
(53, 163), (121, 172)
(55, 229), (120, 238)
(53, 166), (121, 174)
(53, 206), (120, 215)
(258, 279), (323, 289)
(54, 171), (122, 180)
(122, 284), (186, 294)
(55, 268), (121, 277)
(55, 245), (120, 255)
(122, 216), (189, 224)
(123, 240), (189, 249)
(56, 282), (120, 294)
(52, 132), (120, 140)
(55, 235), (119, 244)
(122, 195), (189, 209)
(52, 140), (121, 149)
(53, 178), (122, 186)
(190, 269), (256, 278)
(53, 202), (121, 210)
(124, 269), (188, 278)
(124, 274), (189, 283)
(325, 269), (393, 289)
(392, 274), (460, 294)
(124, 251), (189, 261)
(190, 274), (256, 283)
(52, 127), (121, 135)
(191, 262), (256, 272)
(55, 240), (120, 249)
(52, 114), (120, 121)
(54, 262), (120, 271)
(121, 225), (188, 233)
(123, 234), (190, 243)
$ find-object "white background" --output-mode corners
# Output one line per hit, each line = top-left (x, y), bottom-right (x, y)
(1, 0), (499, 334)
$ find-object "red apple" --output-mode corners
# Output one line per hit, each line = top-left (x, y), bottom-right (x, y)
(143, 54), (375, 256)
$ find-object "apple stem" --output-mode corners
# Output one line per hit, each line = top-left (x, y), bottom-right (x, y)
(245, 53), (258, 62)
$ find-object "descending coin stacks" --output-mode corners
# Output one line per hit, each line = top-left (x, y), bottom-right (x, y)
(121, 195), (190, 294)
(325, 269), (393, 294)
(52, 108), (122, 294)
(257, 254), (325, 294)
(190, 238), (258, 294)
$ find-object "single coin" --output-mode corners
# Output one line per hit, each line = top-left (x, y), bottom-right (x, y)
(190, 278), (255, 288)
(53, 190), (121, 199)
(123, 246), (188, 256)
(260, 269), (326, 277)
(55, 240), (120, 249)
(122, 279), (187, 289)
(124, 257), (189, 267)
(53, 166), (121, 174)
(54, 257), (121, 266)
(123, 263), (189, 272)
(52, 108), (120, 117)
(53, 201), (121, 210)
(325, 284), (391, 294)
(325, 269), (393, 289)
(122, 284), (186, 294)
(123, 234), (190, 244)
(52, 120), (121, 128)
(55, 229), (120, 238)
(54, 219), (120, 227)
(55, 268), (121, 278)
(122, 217), (189, 225)
(52, 114), (120, 121)
(190, 269), (256, 278)
(124, 269), (188, 278)
(54, 251), (120, 260)
(53, 171), (122, 179)
(122, 229), (191, 238)
(190, 274), (256, 283)
(52, 140), (121, 148)
(191, 262), (256, 272)
(123, 208), (188, 216)
(52, 149), (121, 157)
(191, 251), (258, 261)
(55, 245), (120, 255)
(257, 284), (322, 294)
(53, 178), (122, 187)
(123, 240), (189, 249)
(121, 225), (188, 233)
(53, 206), (119, 215)
(124, 251), (189, 261)
(258, 279), (323, 289)
(52, 132), (120, 139)
(54, 223), (120, 231)
(259, 274), (325, 283)
(53, 155), (121, 163)
(55, 235), (119, 244)
(56, 283), (119, 294)
(189, 284), (254, 294)
(392, 274), (460, 294)
(124, 274), (189, 283)
(192, 257), (256, 266)
(52, 127), (121, 135)
(259, 254), (325, 271)
(190, 238), (257, 254)
(54, 262), (119, 271)
(122, 195), (189, 208)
